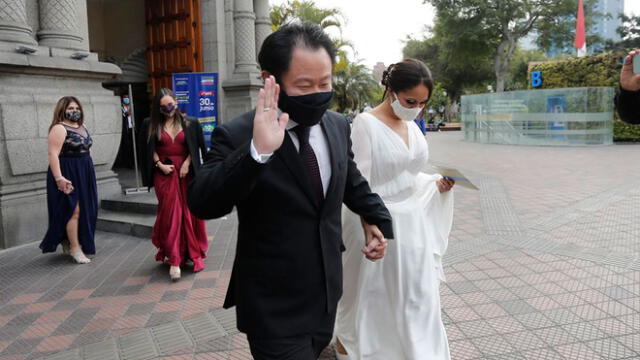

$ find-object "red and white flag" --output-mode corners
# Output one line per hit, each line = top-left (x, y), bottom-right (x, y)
(575, 0), (587, 57)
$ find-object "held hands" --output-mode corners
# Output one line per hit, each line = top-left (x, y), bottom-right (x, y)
(620, 50), (640, 92)
(253, 75), (289, 154)
(360, 218), (388, 261)
(55, 177), (74, 195)
(437, 178), (455, 193)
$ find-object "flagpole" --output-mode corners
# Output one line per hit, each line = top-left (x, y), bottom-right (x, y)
(578, 44), (587, 58)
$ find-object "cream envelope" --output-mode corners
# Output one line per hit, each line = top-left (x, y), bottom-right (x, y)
(432, 166), (479, 191)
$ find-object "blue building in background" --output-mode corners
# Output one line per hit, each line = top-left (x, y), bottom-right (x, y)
(593, 0), (625, 44)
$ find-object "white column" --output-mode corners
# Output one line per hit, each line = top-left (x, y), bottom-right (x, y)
(0, 0), (37, 44)
(253, 0), (271, 58)
(37, 0), (83, 50)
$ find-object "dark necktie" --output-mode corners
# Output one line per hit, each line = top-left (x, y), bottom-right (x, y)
(292, 125), (324, 203)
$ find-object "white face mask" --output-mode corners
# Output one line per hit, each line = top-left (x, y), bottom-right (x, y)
(390, 92), (424, 122)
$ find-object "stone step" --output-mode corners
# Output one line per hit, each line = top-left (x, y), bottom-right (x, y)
(101, 190), (158, 215)
(97, 209), (155, 238)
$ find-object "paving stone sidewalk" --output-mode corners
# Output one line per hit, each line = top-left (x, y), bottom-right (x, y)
(430, 133), (640, 360)
(0, 131), (638, 359)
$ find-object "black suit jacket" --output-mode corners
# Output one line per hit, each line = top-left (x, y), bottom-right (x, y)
(139, 116), (207, 188)
(616, 88), (640, 125)
(188, 110), (393, 338)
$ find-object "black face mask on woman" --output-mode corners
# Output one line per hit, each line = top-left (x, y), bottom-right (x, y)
(65, 110), (81, 122)
(278, 89), (333, 127)
(160, 104), (177, 117)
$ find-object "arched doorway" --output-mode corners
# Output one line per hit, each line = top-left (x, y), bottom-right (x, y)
(87, 0), (204, 173)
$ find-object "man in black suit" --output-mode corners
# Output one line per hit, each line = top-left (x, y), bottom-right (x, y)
(188, 22), (393, 359)
(616, 49), (640, 124)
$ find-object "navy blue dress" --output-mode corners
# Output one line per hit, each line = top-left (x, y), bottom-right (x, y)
(40, 124), (98, 254)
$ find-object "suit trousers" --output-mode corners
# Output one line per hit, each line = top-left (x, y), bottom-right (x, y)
(247, 310), (336, 360)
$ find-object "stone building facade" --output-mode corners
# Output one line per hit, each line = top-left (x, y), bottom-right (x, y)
(0, 0), (270, 249)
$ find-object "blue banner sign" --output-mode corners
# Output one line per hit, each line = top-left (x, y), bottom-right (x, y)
(547, 95), (566, 139)
(172, 72), (218, 148)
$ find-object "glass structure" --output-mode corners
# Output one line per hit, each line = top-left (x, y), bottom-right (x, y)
(461, 87), (614, 146)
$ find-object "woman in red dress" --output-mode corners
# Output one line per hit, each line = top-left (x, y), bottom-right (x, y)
(142, 88), (208, 281)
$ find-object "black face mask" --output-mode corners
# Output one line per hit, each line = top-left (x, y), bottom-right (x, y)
(278, 89), (333, 127)
(65, 110), (82, 122)
(160, 104), (177, 117)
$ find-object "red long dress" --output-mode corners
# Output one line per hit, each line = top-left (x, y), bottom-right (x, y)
(152, 129), (208, 272)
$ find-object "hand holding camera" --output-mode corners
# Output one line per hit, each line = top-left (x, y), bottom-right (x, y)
(620, 50), (640, 92)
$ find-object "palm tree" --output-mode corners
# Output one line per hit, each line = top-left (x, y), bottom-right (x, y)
(294, 1), (343, 30)
(270, 0), (351, 55)
(270, 3), (293, 31)
(270, 0), (345, 31)
(333, 56), (379, 113)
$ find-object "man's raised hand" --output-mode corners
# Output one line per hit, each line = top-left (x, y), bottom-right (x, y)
(253, 76), (289, 154)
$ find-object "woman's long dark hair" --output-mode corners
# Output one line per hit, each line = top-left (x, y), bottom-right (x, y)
(148, 88), (186, 143)
(381, 59), (434, 103)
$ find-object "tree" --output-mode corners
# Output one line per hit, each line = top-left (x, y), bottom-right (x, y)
(428, 82), (450, 115)
(533, 0), (603, 55)
(332, 54), (379, 113)
(270, 1), (353, 57)
(424, 0), (601, 92)
(605, 14), (640, 52)
(270, 3), (292, 31)
(270, 0), (344, 31)
(403, 22), (495, 100)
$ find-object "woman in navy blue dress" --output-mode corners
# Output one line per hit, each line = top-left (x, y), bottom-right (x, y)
(40, 96), (98, 264)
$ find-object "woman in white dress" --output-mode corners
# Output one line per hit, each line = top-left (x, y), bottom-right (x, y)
(335, 59), (455, 360)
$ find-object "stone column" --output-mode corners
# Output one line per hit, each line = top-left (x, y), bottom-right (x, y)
(253, 0), (271, 58)
(0, 0), (37, 44)
(222, 0), (262, 122)
(232, 0), (258, 76)
(37, 0), (83, 50)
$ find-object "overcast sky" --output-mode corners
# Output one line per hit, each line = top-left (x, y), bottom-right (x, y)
(269, 0), (640, 69)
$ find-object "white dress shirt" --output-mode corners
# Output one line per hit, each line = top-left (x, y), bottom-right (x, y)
(250, 119), (331, 196)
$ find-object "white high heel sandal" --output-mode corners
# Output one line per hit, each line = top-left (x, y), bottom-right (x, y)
(61, 239), (70, 255)
(169, 266), (181, 281)
(70, 251), (91, 264)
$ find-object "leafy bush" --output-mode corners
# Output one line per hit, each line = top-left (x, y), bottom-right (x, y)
(528, 52), (624, 89)
(613, 120), (640, 142)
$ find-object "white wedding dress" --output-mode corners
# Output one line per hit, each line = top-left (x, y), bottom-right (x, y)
(335, 112), (454, 360)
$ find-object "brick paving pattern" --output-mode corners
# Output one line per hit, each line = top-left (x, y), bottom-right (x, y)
(0, 131), (638, 359)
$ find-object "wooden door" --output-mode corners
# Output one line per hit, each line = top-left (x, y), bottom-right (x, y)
(145, 0), (203, 96)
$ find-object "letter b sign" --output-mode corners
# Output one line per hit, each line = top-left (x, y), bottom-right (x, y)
(531, 71), (542, 88)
